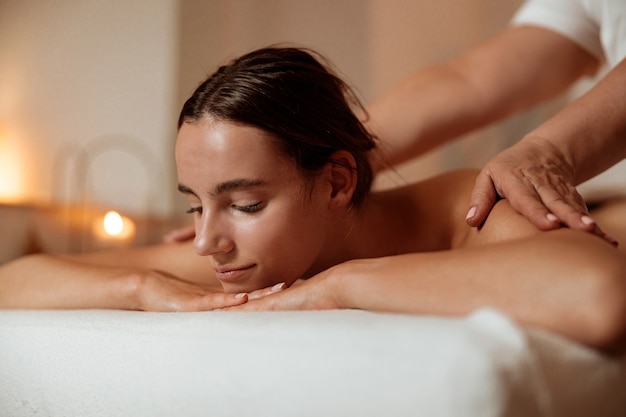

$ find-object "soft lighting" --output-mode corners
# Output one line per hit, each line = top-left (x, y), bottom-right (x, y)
(93, 210), (136, 241)
(0, 129), (27, 203)
(103, 211), (124, 236)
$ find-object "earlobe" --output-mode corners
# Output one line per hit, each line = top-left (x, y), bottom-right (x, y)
(327, 150), (357, 211)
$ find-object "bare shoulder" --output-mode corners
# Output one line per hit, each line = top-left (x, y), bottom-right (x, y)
(465, 199), (541, 247)
(406, 169), (487, 248)
(415, 168), (479, 207)
(426, 169), (541, 248)
(388, 168), (542, 249)
(590, 198), (626, 256)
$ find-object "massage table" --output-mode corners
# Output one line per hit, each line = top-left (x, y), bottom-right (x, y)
(1, 308), (625, 417)
(2, 163), (625, 416)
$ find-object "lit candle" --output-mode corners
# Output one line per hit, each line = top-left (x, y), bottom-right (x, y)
(93, 210), (136, 241)
(0, 129), (27, 204)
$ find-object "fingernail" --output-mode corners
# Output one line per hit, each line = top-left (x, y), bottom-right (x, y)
(271, 282), (286, 292)
(581, 215), (595, 226)
(466, 206), (477, 221)
(546, 213), (558, 223)
(235, 293), (247, 299)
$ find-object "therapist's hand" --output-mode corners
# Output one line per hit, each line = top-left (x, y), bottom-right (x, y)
(465, 139), (615, 244)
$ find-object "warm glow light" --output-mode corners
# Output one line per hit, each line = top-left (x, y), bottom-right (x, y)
(103, 211), (124, 236)
(93, 210), (136, 241)
(0, 130), (26, 203)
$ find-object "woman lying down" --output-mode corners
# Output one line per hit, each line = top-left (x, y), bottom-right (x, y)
(1, 47), (625, 350)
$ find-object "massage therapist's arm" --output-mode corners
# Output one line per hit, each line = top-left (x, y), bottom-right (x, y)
(468, 56), (626, 233)
(367, 26), (599, 168)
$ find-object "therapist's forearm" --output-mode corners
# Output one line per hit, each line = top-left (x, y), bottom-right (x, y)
(367, 63), (485, 166)
(524, 57), (626, 185)
(366, 26), (598, 167)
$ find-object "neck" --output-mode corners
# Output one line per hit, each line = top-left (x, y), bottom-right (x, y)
(305, 188), (437, 277)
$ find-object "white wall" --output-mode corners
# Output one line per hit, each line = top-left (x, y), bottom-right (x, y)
(368, 0), (544, 187)
(175, 0), (535, 192)
(176, 0), (371, 119)
(0, 0), (179, 216)
(2, 0), (547, 218)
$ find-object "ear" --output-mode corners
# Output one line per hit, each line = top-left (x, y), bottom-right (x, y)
(326, 150), (357, 211)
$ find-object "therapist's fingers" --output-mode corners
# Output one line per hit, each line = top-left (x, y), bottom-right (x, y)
(467, 167), (561, 230)
(532, 179), (618, 245)
(465, 170), (500, 227)
(468, 165), (617, 245)
(502, 176), (565, 231)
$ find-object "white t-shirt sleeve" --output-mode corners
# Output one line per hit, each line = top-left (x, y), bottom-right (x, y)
(512, 0), (604, 62)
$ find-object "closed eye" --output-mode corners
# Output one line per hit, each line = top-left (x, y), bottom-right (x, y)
(233, 202), (262, 213)
(186, 206), (202, 215)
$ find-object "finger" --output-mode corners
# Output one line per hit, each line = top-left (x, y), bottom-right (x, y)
(227, 286), (304, 311)
(533, 182), (613, 237)
(466, 171), (499, 227)
(536, 188), (618, 245)
(534, 185), (593, 230)
(247, 282), (286, 300)
(503, 182), (562, 231)
(223, 297), (273, 311)
(190, 291), (248, 311)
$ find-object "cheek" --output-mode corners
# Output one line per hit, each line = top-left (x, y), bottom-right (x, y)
(242, 204), (327, 279)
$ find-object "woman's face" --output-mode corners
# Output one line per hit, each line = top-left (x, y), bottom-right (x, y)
(175, 118), (331, 293)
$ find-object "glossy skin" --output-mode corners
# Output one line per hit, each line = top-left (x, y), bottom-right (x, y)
(175, 118), (332, 293)
(166, 27), (625, 246)
(367, 26), (626, 241)
(1, 119), (625, 349)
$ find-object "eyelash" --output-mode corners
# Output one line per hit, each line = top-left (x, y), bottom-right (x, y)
(234, 202), (262, 213)
(185, 202), (262, 215)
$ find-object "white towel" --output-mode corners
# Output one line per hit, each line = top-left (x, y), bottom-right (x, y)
(1, 308), (625, 417)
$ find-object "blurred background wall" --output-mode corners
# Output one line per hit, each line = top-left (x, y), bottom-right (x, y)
(0, 0), (178, 217)
(2, 0), (569, 223)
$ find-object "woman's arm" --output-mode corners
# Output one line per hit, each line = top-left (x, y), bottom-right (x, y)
(0, 243), (250, 310)
(233, 201), (626, 349)
(333, 229), (625, 348)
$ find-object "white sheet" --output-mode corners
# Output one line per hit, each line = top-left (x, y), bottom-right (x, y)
(1, 308), (625, 417)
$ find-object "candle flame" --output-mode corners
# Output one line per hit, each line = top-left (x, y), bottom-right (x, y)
(0, 131), (27, 203)
(103, 211), (124, 236)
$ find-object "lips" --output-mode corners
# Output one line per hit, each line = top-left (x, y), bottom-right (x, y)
(213, 264), (256, 282)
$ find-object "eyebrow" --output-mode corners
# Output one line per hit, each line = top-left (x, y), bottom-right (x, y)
(177, 178), (268, 198)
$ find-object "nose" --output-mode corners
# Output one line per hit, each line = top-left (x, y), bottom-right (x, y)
(193, 211), (235, 257)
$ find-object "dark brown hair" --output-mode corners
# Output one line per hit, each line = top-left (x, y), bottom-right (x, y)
(178, 46), (376, 207)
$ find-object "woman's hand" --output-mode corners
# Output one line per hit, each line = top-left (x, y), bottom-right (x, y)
(226, 274), (342, 311)
(129, 270), (308, 312)
(465, 139), (616, 244)
(128, 269), (248, 311)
